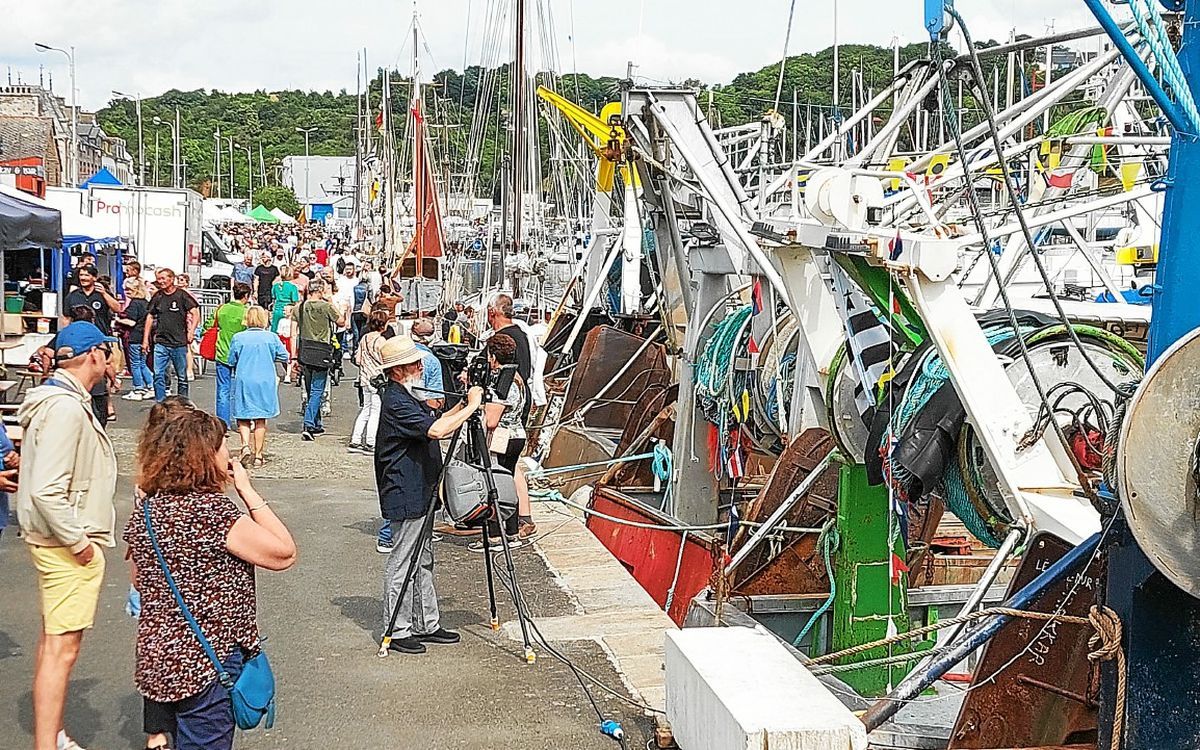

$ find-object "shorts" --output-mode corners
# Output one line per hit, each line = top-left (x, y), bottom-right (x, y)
(29, 543), (106, 635)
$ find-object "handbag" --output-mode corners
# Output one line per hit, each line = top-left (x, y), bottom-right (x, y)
(199, 325), (219, 361)
(143, 500), (277, 730)
(442, 458), (519, 525)
(295, 301), (335, 370)
(488, 426), (513, 455)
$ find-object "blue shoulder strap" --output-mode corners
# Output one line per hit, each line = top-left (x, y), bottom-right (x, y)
(143, 498), (235, 688)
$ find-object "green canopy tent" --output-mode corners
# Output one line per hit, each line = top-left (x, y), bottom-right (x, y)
(245, 204), (280, 223)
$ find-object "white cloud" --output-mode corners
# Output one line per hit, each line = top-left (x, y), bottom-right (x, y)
(0, 0), (1117, 111)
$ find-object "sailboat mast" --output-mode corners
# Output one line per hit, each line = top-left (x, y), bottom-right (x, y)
(510, 0), (527, 292)
(413, 12), (424, 272)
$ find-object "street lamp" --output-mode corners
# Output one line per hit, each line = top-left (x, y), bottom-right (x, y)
(36, 42), (77, 186)
(234, 142), (253, 205)
(152, 115), (179, 188)
(112, 90), (143, 185)
(295, 126), (318, 218)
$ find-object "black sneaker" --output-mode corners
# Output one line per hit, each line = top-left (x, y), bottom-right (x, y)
(301, 430), (314, 441)
(311, 427), (326, 436)
(388, 636), (427, 654)
(417, 628), (461, 644)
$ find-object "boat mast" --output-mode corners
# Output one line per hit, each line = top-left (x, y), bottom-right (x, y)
(413, 9), (424, 274)
(509, 0), (527, 294)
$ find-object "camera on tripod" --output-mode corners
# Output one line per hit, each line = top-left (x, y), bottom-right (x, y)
(433, 343), (518, 407)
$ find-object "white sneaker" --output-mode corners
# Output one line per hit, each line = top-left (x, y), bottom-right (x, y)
(122, 391), (142, 401)
(57, 730), (87, 750)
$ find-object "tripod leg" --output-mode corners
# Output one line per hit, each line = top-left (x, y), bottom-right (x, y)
(494, 517), (536, 664)
(481, 531), (500, 630)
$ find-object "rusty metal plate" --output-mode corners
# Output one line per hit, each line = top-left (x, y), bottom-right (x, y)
(730, 428), (840, 593)
(561, 326), (672, 430)
(948, 534), (1103, 749)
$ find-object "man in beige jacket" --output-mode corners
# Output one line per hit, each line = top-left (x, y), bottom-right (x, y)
(17, 321), (118, 750)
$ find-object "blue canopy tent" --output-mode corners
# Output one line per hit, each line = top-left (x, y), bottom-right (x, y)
(80, 166), (122, 188)
(0, 189), (62, 337)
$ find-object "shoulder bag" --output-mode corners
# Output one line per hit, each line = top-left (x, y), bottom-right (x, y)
(295, 301), (335, 370)
(143, 499), (277, 730)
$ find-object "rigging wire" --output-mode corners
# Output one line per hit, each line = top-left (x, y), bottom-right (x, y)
(948, 6), (1130, 396)
(927, 21), (1098, 498)
(772, 0), (799, 113)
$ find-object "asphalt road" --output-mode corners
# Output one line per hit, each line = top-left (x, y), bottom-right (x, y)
(0, 361), (652, 749)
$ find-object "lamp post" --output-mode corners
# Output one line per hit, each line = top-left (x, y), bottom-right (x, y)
(35, 42), (77, 186)
(227, 136), (236, 203)
(295, 126), (317, 219)
(112, 90), (143, 185)
(235, 143), (253, 205)
(152, 115), (179, 188)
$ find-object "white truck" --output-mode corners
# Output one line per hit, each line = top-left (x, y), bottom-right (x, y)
(48, 185), (237, 287)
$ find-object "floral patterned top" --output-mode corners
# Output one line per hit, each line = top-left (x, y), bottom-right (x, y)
(123, 491), (258, 703)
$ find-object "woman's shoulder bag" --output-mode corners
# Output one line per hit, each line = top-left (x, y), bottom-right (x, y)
(143, 499), (277, 730)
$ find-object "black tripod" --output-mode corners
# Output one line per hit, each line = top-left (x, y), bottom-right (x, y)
(377, 410), (536, 664)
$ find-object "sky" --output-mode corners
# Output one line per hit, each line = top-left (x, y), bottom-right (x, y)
(4, 0), (1103, 111)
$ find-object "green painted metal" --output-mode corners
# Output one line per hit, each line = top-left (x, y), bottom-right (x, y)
(833, 254), (927, 349)
(830, 463), (928, 695)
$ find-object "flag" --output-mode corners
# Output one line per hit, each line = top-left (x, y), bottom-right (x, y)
(1047, 169), (1075, 189)
(747, 335), (759, 355)
(751, 278), (764, 315)
(888, 231), (904, 261)
(296, 209), (307, 225)
(886, 158), (907, 191)
(890, 552), (910, 586)
(726, 431), (746, 480)
(375, 108), (385, 133)
(1120, 162), (1142, 192)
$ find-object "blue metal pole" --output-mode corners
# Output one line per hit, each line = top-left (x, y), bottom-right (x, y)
(1099, 2), (1200, 747)
(861, 531), (1102, 731)
(1081, 0), (1194, 134)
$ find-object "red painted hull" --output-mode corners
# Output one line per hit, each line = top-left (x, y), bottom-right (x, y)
(586, 490), (716, 625)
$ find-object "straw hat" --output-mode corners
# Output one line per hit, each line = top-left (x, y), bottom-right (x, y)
(379, 335), (425, 370)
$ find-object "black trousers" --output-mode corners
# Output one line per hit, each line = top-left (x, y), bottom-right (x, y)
(486, 438), (526, 538)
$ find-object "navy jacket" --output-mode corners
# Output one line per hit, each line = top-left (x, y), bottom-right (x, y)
(374, 382), (443, 520)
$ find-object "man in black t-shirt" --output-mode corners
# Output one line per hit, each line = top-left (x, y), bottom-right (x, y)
(144, 268), (199, 402)
(486, 294), (531, 382)
(63, 266), (121, 335)
(253, 253), (280, 308)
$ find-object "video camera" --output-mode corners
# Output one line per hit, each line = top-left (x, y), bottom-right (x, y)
(431, 343), (517, 407)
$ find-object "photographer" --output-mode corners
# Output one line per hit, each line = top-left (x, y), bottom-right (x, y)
(375, 335), (484, 655)
(468, 334), (536, 552)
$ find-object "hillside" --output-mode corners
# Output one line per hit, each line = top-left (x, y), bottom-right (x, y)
(99, 40), (1033, 198)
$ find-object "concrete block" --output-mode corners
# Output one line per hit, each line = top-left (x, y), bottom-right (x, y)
(665, 627), (867, 750)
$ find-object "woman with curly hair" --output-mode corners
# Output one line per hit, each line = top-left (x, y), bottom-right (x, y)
(123, 409), (296, 750)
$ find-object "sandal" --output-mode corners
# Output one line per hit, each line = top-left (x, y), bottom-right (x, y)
(254, 454), (267, 468)
(239, 447), (252, 465)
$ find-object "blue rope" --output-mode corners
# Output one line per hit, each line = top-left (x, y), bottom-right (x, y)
(652, 442), (673, 508)
(793, 521), (839, 648)
(1129, 0), (1200, 131)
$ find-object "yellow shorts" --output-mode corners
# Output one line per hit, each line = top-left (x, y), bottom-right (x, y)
(29, 544), (106, 635)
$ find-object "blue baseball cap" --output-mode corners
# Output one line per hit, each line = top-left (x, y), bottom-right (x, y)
(55, 321), (118, 361)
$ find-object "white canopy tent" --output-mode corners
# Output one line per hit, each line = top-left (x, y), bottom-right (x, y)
(270, 207), (296, 224)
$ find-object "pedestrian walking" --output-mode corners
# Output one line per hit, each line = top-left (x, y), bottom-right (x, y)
(291, 280), (344, 441)
(145, 268), (200, 402)
(252, 253), (280, 309)
(201, 283), (250, 430)
(17, 321), (119, 750)
(409, 318), (445, 409)
(376, 335), (483, 653)
(350, 310), (389, 456)
(124, 408), (296, 750)
(270, 266), (300, 333)
(119, 277), (155, 401)
(229, 307), (290, 467)
(231, 254), (255, 288)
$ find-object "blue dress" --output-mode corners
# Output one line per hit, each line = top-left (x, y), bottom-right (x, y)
(228, 328), (289, 420)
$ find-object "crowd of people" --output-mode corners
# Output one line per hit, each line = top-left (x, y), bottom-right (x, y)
(6, 240), (553, 749)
